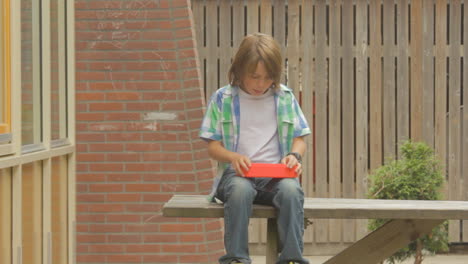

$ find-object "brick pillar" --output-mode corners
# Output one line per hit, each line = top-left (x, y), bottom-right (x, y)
(75, 0), (224, 263)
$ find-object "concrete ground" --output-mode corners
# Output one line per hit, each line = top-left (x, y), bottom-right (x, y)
(251, 254), (468, 263)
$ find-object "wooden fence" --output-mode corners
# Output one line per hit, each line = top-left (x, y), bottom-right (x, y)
(191, 0), (468, 254)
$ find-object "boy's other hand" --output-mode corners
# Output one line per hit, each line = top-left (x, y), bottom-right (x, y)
(230, 153), (251, 176)
(281, 155), (302, 175)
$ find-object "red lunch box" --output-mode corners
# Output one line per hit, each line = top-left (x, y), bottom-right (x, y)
(243, 163), (298, 178)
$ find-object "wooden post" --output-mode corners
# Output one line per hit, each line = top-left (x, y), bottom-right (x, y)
(266, 218), (278, 263)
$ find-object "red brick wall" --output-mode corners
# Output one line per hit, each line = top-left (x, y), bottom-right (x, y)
(75, 0), (224, 263)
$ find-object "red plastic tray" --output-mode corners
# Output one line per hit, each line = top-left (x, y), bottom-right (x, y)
(243, 163), (297, 178)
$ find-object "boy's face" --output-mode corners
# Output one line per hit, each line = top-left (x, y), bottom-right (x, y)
(241, 61), (274, 96)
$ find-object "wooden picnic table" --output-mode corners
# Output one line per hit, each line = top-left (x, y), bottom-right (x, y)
(163, 195), (468, 264)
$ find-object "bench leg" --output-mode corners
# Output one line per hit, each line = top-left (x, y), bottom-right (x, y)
(323, 219), (444, 264)
(266, 218), (278, 263)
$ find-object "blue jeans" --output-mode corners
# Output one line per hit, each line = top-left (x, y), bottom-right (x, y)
(215, 168), (309, 264)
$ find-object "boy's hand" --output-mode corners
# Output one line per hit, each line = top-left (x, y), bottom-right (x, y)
(230, 153), (251, 176)
(281, 155), (302, 175)
(206, 140), (251, 176)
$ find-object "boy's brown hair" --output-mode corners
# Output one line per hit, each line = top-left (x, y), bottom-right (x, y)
(228, 33), (283, 90)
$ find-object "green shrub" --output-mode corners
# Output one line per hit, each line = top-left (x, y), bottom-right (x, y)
(367, 140), (449, 264)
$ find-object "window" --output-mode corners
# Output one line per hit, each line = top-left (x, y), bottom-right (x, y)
(1, 0), (11, 137)
(50, 0), (68, 142)
(21, 0), (42, 147)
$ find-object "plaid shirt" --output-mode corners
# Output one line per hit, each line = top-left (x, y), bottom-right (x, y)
(199, 84), (311, 201)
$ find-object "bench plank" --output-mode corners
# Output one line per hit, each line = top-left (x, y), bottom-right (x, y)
(162, 195), (275, 218)
(163, 195), (468, 220)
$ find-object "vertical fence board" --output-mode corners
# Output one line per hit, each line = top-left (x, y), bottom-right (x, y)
(463, 0), (468, 243)
(434, 0), (447, 200)
(233, 0), (245, 49)
(247, 0), (259, 34)
(273, 0), (286, 46)
(260, 0), (273, 35)
(286, 0), (300, 97)
(355, 0), (369, 241)
(342, 0), (356, 243)
(314, 0), (329, 243)
(206, 0), (218, 97)
(192, 0), (204, 60)
(191, 0), (204, 57)
(422, 0), (435, 147)
(383, 0), (396, 159)
(301, 0), (316, 244)
(273, 0), (287, 83)
(448, 0), (462, 243)
(219, 0), (232, 87)
(411, 0), (424, 141)
(369, 0), (383, 170)
(192, 0), (205, 91)
(328, 0), (342, 243)
(397, 0), (410, 158)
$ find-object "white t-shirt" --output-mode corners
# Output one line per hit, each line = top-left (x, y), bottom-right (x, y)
(237, 88), (281, 163)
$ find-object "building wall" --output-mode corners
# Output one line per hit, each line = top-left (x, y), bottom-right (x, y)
(75, 0), (224, 263)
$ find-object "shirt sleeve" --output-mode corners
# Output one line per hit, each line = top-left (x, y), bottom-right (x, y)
(199, 92), (223, 141)
(292, 95), (312, 138)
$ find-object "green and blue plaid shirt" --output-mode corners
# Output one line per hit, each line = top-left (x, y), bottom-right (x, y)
(199, 84), (311, 201)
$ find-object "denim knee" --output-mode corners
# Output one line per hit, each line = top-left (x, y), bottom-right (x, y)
(275, 179), (304, 201)
(225, 176), (256, 204)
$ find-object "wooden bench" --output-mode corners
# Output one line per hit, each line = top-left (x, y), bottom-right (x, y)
(163, 195), (468, 264)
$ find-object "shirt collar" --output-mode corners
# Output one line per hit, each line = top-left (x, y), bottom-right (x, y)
(229, 84), (291, 96)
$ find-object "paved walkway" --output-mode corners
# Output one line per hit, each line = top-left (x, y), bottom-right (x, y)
(251, 254), (468, 263)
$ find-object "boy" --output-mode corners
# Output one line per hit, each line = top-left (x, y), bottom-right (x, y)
(199, 33), (311, 264)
